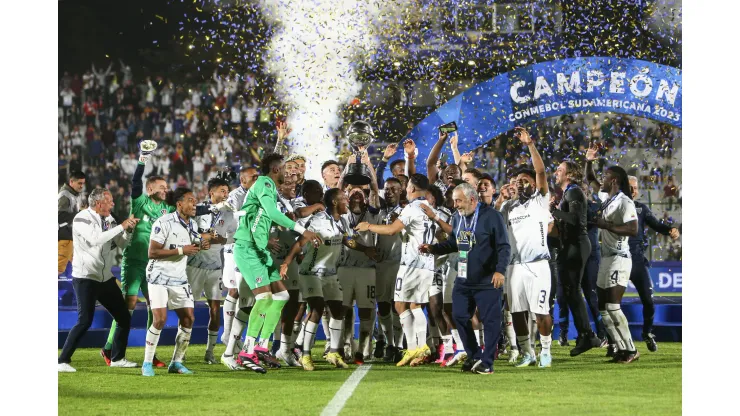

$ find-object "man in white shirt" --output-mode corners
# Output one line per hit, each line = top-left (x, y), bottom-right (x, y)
(499, 127), (555, 368)
(58, 189), (139, 373)
(141, 187), (211, 377)
(595, 165), (640, 364)
(355, 173), (437, 366)
(186, 178), (230, 364)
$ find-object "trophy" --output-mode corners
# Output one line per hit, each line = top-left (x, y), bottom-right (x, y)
(343, 120), (375, 185)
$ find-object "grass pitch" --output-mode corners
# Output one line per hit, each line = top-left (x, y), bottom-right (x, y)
(58, 342), (681, 415)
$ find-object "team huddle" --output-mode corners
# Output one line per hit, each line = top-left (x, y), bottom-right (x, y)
(58, 122), (680, 375)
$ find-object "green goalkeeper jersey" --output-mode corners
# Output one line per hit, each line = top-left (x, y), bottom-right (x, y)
(233, 176), (301, 249)
(123, 193), (175, 261)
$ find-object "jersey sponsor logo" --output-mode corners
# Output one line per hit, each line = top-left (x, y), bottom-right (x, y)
(252, 208), (264, 232)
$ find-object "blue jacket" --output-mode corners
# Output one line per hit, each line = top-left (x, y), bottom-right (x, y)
(432, 204), (511, 288)
(629, 201), (674, 262)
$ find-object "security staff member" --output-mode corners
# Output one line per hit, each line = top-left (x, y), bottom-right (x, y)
(627, 176), (680, 352)
(420, 182), (511, 375)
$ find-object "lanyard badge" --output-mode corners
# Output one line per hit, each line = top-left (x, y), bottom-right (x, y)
(455, 204), (480, 280)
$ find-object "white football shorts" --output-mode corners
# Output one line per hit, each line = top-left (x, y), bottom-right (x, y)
(505, 260), (551, 315)
(149, 282), (194, 310)
(597, 255), (632, 289)
(186, 266), (223, 301)
(394, 265), (434, 304)
(338, 266), (377, 309)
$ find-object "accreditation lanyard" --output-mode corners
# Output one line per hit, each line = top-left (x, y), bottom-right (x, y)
(455, 203), (480, 280)
(208, 201), (222, 231)
(177, 214), (199, 245)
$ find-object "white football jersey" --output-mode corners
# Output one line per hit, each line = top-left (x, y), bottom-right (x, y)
(599, 192), (637, 257)
(147, 213), (200, 286)
(270, 195), (298, 261)
(187, 204), (231, 270)
(433, 206), (453, 269)
(501, 191), (553, 264)
(299, 211), (346, 277)
(223, 186), (249, 245)
(340, 209), (382, 268)
(398, 198), (436, 271)
(376, 204), (403, 263)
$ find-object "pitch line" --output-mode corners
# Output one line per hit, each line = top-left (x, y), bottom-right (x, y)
(320, 364), (372, 416)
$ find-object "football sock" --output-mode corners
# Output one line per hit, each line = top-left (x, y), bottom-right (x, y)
(225, 310), (247, 356)
(540, 334), (552, 355)
(295, 320), (307, 350)
(328, 318), (344, 352)
(143, 326), (161, 363)
(321, 310), (331, 346)
(221, 295), (238, 343)
(442, 335), (454, 354)
(504, 311), (517, 350)
(400, 310), (417, 350)
(411, 308), (428, 350)
(171, 326), (192, 363)
(392, 312), (403, 347)
(379, 313), (394, 347)
(359, 317), (373, 357)
(302, 321), (319, 353)
(474, 330), (481, 346)
(518, 335), (534, 357)
(529, 313), (537, 348)
(451, 329), (464, 351)
(258, 291), (289, 344)
(600, 310), (621, 350)
(246, 293), (272, 340)
(206, 330), (218, 354)
(607, 303), (635, 351)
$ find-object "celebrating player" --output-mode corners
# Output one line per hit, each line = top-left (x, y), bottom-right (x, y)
(355, 173), (436, 366)
(593, 166), (640, 363)
(232, 153), (320, 373)
(498, 127), (555, 368)
(185, 177), (230, 364)
(142, 187), (211, 376)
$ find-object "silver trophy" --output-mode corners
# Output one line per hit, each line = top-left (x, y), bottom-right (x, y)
(344, 120), (375, 185)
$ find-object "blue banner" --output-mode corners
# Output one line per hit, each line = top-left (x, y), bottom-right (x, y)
(626, 261), (682, 293)
(385, 57), (682, 177)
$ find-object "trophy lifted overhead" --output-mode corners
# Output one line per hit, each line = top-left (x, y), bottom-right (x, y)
(343, 120), (375, 185)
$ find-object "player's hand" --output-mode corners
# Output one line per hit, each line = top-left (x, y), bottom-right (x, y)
(500, 184), (512, 200)
(211, 201), (235, 214)
(279, 262), (290, 280)
(286, 212), (297, 221)
(121, 217), (139, 232)
(439, 130), (449, 142)
(585, 141), (599, 162)
(403, 139), (416, 158)
(513, 126), (533, 146)
(302, 230), (322, 248)
(420, 204), (437, 220)
(268, 237), (281, 254)
(669, 227), (680, 240)
(450, 132), (458, 148)
(460, 151), (474, 164)
(200, 239), (211, 250)
(354, 222), (371, 232)
(311, 203), (326, 215)
(360, 148), (371, 166)
(182, 245), (200, 256)
(418, 244), (434, 255)
(595, 218), (610, 230)
(382, 143), (398, 161)
(276, 119), (292, 141)
(491, 272), (505, 289)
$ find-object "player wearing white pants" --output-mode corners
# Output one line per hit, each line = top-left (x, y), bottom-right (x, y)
(592, 163), (640, 363)
(356, 172), (438, 367)
(499, 129), (555, 368)
(143, 193), (207, 376)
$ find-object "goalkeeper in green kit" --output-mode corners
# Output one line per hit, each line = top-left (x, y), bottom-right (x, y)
(227, 153), (321, 373)
(101, 141), (231, 366)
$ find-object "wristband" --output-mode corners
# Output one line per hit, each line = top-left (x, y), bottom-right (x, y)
(178, 247), (184, 256)
(293, 223), (306, 235)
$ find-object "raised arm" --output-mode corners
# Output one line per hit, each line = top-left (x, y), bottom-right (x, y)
(131, 163), (146, 199)
(273, 119), (291, 156)
(584, 142), (601, 194)
(356, 218), (404, 236)
(427, 131), (450, 183)
(376, 143), (397, 188)
(451, 134), (462, 166)
(403, 139), (416, 176)
(644, 205), (677, 236)
(515, 127), (547, 195)
(364, 152), (381, 208)
(73, 215), (125, 248)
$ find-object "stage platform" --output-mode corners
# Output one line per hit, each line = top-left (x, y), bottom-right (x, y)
(58, 295), (682, 349)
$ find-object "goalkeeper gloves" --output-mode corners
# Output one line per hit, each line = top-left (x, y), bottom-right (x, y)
(138, 140), (158, 164)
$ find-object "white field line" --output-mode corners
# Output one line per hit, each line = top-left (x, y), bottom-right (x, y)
(320, 364), (372, 416)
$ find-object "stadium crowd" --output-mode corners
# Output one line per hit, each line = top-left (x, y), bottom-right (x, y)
(58, 63), (682, 375)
